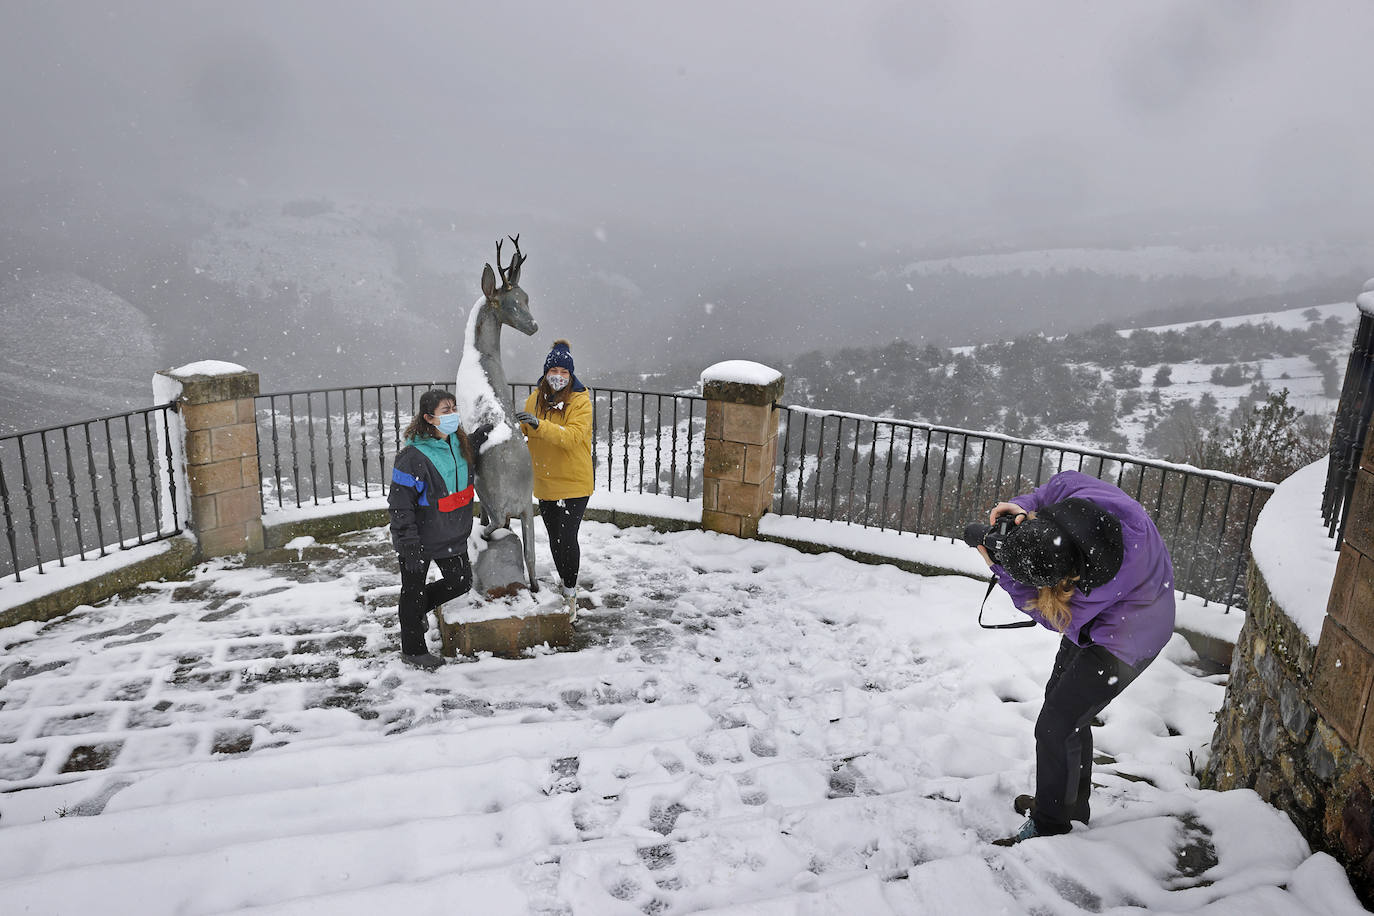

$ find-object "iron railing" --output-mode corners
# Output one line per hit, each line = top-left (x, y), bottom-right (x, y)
(255, 383), (449, 510)
(509, 384), (707, 500)
(255, 383), (707, 511)
(1322, 306), (1374, 547)
(0, 404), (182, 583)
(253, 382), (1270, 606)
(2, 381), (1281, 611)
(773, 405), (1276, 609)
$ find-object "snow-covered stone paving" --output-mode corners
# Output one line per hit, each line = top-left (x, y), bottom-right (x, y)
(0, 522), (1364, 914)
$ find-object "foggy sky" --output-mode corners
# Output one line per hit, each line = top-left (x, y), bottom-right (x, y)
(4, 0), (1373, 252)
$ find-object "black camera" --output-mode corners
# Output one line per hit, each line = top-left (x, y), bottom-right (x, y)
(963, 514), (1019, 564)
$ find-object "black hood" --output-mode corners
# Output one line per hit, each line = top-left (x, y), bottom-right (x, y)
(1037, 497), (1124, 594)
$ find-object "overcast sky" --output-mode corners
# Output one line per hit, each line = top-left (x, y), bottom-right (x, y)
(3, 0), (1372, 251)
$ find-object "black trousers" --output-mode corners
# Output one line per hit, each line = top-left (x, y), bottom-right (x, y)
(1031, 637), (1153, 834)
(396, 553), (471, 656)
(538, 496), (589, 589)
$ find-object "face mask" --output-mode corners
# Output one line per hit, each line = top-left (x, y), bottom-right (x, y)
(433, 413), (461, 435)
(546, 374), (569, 392)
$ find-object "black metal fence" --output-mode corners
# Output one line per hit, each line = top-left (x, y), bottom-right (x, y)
(774, 406), (1275, 609)
(254, 383), (1269, 607)
(255, 383), (707, 511)
(255, 383), (449, 510)
(509, 384), (707, 500)
(1322, 307), (1374, 547)
(1, 379), (1282, 608)
(0, 405), (183, 583)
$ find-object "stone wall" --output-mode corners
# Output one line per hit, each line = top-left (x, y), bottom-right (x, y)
(1204, 421), (1374, 906)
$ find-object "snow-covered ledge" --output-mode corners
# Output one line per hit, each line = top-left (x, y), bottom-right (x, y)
(1249, 458), (1339, 646)
(699, 360), (784, 538)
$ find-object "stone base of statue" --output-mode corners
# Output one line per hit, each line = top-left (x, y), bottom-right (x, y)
(434, 527), (572, 658)
(436, 602), (573, 659)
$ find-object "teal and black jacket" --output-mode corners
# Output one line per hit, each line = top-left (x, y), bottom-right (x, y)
(387, 428), (489, 559)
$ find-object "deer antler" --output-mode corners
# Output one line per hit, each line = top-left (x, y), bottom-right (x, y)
(493, 235), (527, 288)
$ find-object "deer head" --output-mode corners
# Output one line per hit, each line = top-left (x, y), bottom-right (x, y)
(480, 234), (538, 336)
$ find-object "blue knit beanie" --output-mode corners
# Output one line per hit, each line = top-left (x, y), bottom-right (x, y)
(543, 338), (575, 376)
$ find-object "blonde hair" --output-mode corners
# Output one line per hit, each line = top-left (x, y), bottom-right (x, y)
(1029, 580), (1077, 632)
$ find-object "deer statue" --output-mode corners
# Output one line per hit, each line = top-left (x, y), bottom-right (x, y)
(455, 235), (540, 593)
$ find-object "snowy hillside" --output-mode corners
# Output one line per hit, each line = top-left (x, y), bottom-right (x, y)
(899, 243), (1374, 284)
(822, 300), (1359, 462)
(1113, 302), (1353, 453)
(0, 273), (161, 432)
(187, 200), (492, 329)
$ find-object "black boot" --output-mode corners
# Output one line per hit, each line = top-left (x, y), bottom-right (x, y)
(402, 652), (444, 671)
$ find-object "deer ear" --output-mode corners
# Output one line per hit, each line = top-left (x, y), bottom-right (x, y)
(481, 264), (496, 299)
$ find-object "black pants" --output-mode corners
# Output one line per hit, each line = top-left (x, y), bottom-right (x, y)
(396, 553), (471, 656)
(1031, 637), (1153, 834)
(538, 496), (589, 589)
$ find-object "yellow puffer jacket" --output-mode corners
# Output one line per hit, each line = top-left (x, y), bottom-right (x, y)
(520, 388), (594, 500)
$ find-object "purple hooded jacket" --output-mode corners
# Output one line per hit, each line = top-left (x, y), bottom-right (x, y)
(990, 470), (1176, 667)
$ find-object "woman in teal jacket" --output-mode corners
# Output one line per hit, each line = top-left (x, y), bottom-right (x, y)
(387, 388), (490, 669)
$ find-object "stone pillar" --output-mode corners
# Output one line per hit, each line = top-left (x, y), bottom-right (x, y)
(156, 363), (264, 558)
(1314, 418), (1374, 754)
(700, 361), (784, 538)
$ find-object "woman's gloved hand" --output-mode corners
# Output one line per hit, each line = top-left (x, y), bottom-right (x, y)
(514, 411), (539, 429)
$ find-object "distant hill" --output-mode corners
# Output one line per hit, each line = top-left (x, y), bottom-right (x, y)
(0, 273), (160, 434)
(775, 300), (1359, 473)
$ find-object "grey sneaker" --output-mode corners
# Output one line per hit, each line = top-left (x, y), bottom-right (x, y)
(992, 817), (1039, 847)
(402, 652), (444, 671)
(562, 584), (579, 623)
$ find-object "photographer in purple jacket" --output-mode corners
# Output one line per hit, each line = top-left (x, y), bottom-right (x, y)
(964, 470), (1176, 846)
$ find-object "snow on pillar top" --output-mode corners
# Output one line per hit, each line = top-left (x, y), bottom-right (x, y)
(700, 360), (784, 406)
(157, 360), (258, 405)
(1358, 277), (1374, 318)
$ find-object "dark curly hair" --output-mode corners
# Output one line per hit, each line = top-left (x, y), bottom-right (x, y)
(402, 388), (472, 465)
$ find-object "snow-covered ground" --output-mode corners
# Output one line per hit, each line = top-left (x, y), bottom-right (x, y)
(0, 514), (1362, 914)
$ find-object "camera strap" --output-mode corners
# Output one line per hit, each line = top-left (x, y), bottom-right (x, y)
(978, 575), (1035, 630)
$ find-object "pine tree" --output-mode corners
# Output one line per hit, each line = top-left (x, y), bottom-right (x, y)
(1220, 389), (1326, 482)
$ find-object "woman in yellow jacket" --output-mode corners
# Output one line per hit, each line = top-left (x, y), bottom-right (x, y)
(515, 339), (593, 616)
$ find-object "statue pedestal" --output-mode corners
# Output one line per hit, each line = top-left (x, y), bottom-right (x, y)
(436, 604), (573, 659)
(435, 528), (572, 658)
